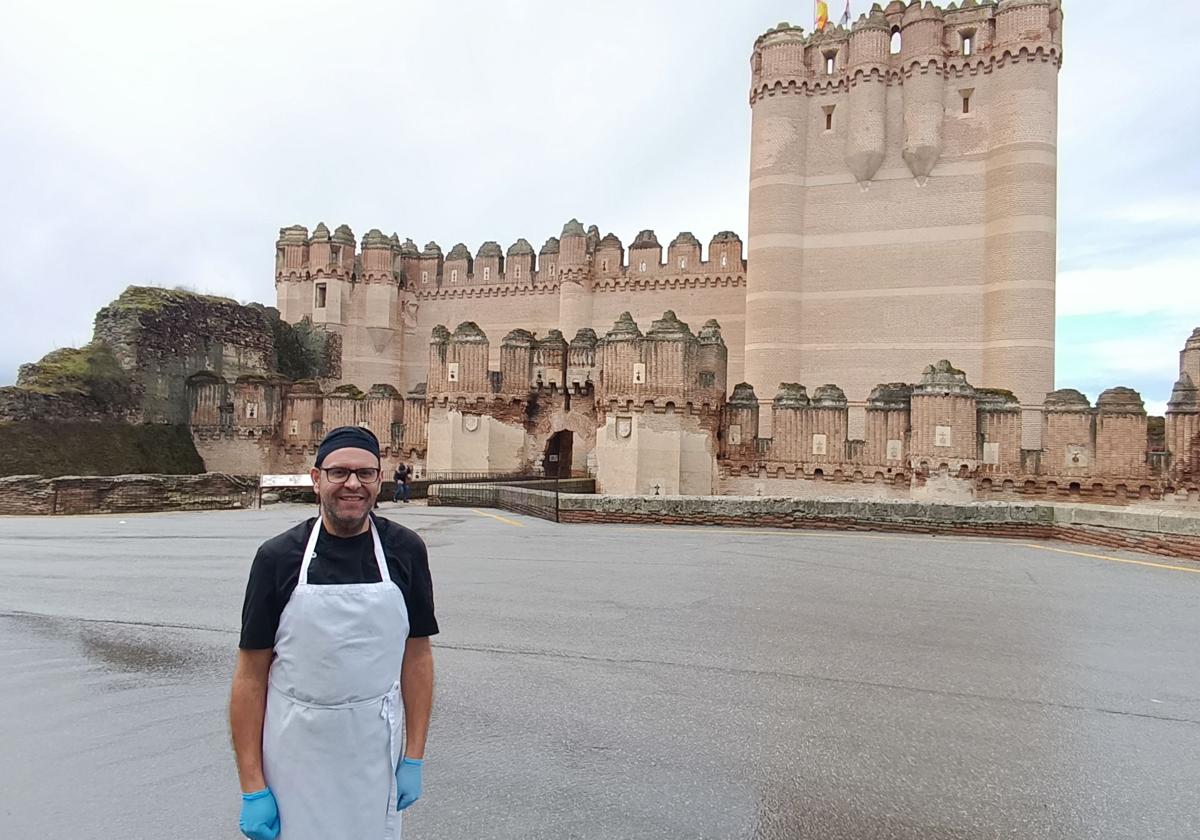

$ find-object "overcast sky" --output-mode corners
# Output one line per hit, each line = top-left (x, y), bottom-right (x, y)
(2, 1), (1197, 414)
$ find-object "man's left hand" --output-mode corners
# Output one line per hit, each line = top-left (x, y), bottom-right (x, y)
(396, 757), (424, 811)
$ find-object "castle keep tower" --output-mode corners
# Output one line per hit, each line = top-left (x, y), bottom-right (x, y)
(744, 0), (1062, 444)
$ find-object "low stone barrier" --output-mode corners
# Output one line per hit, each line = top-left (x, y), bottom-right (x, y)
(0, 473), (258, 516)
(474, 491), (1199, 562)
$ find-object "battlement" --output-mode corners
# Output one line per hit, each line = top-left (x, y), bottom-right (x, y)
(276, 219), (746, 293)
(423, 311), (728, 409)
(751, 0), (1063, 101)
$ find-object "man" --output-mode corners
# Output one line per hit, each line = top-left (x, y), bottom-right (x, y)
(230, 426), (437, 840)
(393, 461), (412, 504)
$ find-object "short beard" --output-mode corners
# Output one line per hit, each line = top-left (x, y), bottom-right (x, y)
(322, 502), (370, 537)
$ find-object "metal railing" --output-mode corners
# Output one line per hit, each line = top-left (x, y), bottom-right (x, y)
(429, 476), (596, 523)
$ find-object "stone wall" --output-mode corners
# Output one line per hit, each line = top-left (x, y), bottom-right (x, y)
(94, 287), (278, 424)
(552, 494), (1200, 562)
(0, 421), (204, 478)
(0, 473), (257, 516)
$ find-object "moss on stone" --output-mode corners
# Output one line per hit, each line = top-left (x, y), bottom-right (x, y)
(0, 421), (204, 477)
(331, 384), (366, 400)
(272, 316), (336, 381)
(17, 342), (132, 405)
(103, 285), (238, 314)
(1148, 415), (1167, 452)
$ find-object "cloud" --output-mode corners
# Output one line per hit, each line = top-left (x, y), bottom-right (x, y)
(1058, 257), (1200, 318)
(1107, 198), (1200, 225)
(1, 0), (1197, 418)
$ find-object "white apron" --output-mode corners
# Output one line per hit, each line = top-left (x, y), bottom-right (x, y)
(263, 517), (410, 840)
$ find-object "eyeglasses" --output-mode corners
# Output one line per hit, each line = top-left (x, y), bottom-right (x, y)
(320, 467), (381, 484)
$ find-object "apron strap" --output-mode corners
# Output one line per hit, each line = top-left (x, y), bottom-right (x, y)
(299, 517), (388, 587)
(369, 518), (389, 583)
(298, 518), (323, 587)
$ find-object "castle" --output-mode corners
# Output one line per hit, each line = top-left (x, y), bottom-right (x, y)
(275, 0), (1063, 449)
(9, 1), (1200, 505)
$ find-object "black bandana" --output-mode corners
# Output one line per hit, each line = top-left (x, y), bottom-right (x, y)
(315, 426), (381, 466)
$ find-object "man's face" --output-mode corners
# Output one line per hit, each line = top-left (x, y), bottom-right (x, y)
(310, 447), (381, 531)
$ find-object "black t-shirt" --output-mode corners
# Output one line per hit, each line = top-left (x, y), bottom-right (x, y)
(239, 514), (438, 650)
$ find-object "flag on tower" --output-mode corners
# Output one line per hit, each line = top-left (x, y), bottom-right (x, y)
(839, 1), (851, 27)
(816, 0), (829, 30)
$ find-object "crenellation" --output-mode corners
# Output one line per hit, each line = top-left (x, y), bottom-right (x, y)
(568, 328), (599, 390)
(722, 383), (761, 461)
(474, 242), (504, 285)
(667, 232), (702, 273)
(506, 239), (536, 284)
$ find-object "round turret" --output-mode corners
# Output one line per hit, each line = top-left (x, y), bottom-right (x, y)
(361, 229), (391, 250)
(570, 328), (599, 350)
(502, 329), (537, 348)
(603, 312), (643, 342)
(774, 383), (811, 408)
(753, 24), (808, 91)
(729, 383), (760, 407)
(277, 225), (309, 246)
(1169, 374), (1198, 413)
(537, 329), (568, 351)
(631, 230), (660, 249)
(452, 322), (488, 344)
(646, 311), (694, 341)
(976, 388), (1022, 413)
(1097, 387), (1146, 415)
(867, 383), (913, 410)
(1044, 388), (1092, 413)
(698, 320), (725, 347)
(812, 385), (848, 408)
(507, 239), (535, 257)
(995, 0), (1054, 51)
(561, 219), (586, 238)
(914, 360), (974, 397)
(848, 10), (890, 67)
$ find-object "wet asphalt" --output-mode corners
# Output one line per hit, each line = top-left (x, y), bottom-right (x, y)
(0, 504), (1198, 840)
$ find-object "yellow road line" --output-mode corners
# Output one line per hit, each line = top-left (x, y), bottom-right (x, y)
(1013, 543), (1200, 575)
(471, 509), (526, 528)
(614, 526), (1200, 574)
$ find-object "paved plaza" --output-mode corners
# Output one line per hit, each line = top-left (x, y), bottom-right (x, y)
(1, 504), (1198, 839)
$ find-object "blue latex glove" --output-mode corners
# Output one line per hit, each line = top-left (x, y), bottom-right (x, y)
(239, 788), (280, 840)
(396, 757), (424, 811)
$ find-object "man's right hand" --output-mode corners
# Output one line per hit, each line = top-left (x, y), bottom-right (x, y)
(239, 788), (280, 840)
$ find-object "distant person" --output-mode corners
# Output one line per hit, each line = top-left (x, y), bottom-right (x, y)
(229, 426), (438, 840)
(393, 462), (412, 504)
